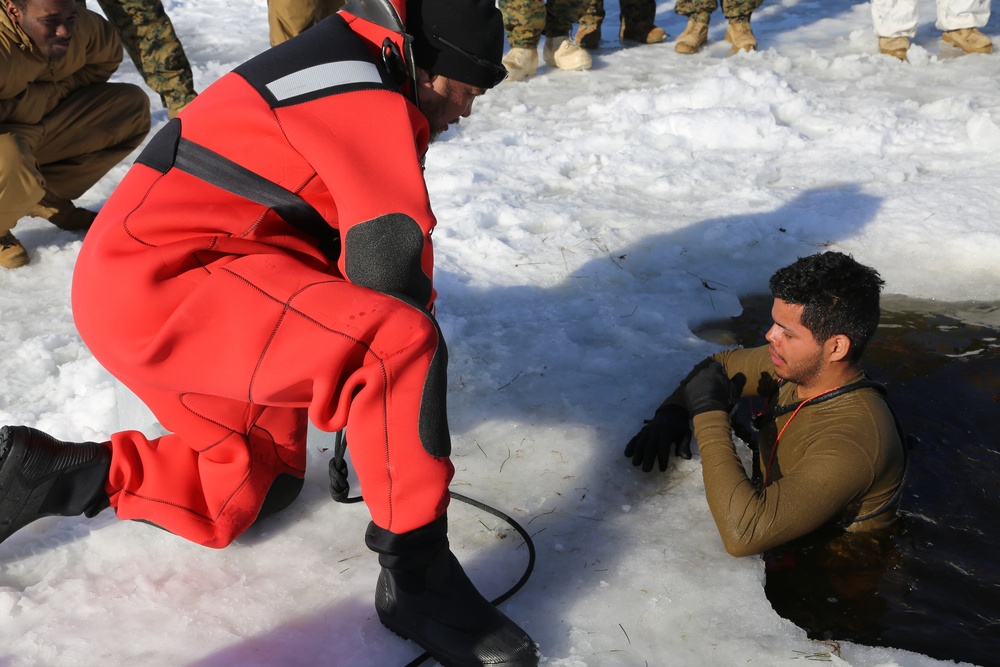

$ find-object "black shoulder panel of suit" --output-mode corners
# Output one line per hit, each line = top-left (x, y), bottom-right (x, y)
(135, 118), (182, 174)
(233, 14), (397, 109)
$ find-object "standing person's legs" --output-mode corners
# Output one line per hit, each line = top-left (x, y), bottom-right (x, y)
(937, 0), (992, 52)
(501, 0), (547, 79)
(543, 0), (594, 70)
(544, 0), (582, 36)
(720, 0), (764, 21)
(619, 0), (666, 43)
(872, 0), (919, 58)
(575, 0), (604, 48)
(675, 0), (718, 25)
(93, 0), (198, 117)
(500, 0), (547, 48)
(720, 0), (763, 51)
(674, 0), (717, 53)
(872, 0), (919, 37)
(936, 0), (990, 30)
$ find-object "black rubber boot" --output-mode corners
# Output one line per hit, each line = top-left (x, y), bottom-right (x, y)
(0, 425), (111, 544)
(366, 515), (539, 667)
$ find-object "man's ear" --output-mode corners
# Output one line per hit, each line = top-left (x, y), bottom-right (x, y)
(4, 1), (21, 24)
(415, 66), (434, 87)
(826, 334), (852, 362)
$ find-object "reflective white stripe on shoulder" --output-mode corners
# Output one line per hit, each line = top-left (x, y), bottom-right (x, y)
(266, 61), (382, 101)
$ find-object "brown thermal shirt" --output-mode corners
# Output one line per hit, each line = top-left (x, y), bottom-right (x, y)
(693, 345), (906, 557)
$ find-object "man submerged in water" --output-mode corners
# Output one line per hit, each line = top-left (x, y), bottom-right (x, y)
(625, 251), (906, 555)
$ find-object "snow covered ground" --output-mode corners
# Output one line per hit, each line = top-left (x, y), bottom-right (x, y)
(1, 0), (997, 664)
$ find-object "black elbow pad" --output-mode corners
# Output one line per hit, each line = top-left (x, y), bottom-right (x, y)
(344, 213), (432, 305)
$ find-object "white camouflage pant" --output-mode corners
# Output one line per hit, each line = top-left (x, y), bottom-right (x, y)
(872, 0), (991, 37)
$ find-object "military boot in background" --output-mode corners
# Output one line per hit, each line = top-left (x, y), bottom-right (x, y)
(675, 17), (709, 53)
(942, 27), (993, 53)
(620, 20), (667, 44)
(502, 47), (539, 81)
(725, 18), (757, 52)
(543, 35), (592, 71)
(576, 20), (602, 49)
(0, 232), (29, 269)
(878, 36), (910, 59)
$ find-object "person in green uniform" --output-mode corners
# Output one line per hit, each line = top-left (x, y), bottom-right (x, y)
(92, 0), (197, 117)
(625, 251), (906, 556)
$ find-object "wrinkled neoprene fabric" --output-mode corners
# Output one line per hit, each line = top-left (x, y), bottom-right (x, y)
(72, 12), (454, 548)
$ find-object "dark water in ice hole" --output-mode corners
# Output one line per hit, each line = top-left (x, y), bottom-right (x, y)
(697, 295), (1000, 667)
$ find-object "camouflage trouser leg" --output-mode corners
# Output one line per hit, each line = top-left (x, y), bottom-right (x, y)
(674, 0), (717, 23)
(500, 0), (546, 47)
(620, 0), (657, 26)
(499, 0), (593, 46)
(721, 0), (763, 20)
(95, 0), (197, 116)
(543, 0), (590, 36)
(578, 0), (605, 31)
(675, 0), (762, 21)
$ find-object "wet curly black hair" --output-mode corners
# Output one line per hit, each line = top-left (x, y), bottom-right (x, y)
(769, 251), (885, 363)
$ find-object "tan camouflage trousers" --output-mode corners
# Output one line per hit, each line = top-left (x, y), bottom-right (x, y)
(674, 0), (764, 22)
(93, 0), (197, 116)
(500, 0), (593, 47)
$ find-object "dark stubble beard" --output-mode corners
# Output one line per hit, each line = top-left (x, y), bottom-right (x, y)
(776, 349), (826, 389)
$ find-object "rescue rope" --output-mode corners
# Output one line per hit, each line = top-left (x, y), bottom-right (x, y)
(327, 430), (537, 666)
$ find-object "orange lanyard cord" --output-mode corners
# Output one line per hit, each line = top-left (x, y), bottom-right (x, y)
(762, 385), (841, 487)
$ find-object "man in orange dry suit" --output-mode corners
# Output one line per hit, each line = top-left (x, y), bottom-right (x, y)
(0, 0), (539, 664)
(625, 252), (906, 556)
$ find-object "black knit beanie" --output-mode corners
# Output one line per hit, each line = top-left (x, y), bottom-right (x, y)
(407, 0), (506, 88)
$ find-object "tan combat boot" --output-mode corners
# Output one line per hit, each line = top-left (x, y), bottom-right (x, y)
(725, 19), (757, 52)
(675, 18), (709, 54)
(942, 27), (993, 53)
(576, 21), (602, 49)
(28, 193), (97, 231)
(620, 21), (667, 44)
(501, 47), (539, 81)
(543, 35), (592, 71)
(0, 231), (29, 269)
(878, 36), (910, 59)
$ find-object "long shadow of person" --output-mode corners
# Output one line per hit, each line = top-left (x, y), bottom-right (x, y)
(180, 183), (881, 665)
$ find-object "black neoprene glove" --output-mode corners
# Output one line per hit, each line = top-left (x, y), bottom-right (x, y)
(624, 404), (692, 472)
(683, 361), (747, 416)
